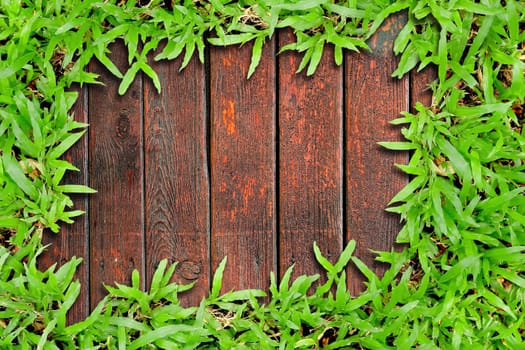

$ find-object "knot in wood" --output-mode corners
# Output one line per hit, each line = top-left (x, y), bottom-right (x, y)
(176, 260), (201, 280)
(116, 111), (130, 138)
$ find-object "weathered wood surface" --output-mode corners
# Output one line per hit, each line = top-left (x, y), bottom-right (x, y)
(345, 13), (409, 294)
(88, 41), (146, 306)
(278, 30), (343, 282)
(210, 39), (277, 292)
(144, 46), (209, 307)
(41, 17), (435, 321)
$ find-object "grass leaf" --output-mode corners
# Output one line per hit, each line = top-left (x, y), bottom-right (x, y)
(210, 257), (227, 299)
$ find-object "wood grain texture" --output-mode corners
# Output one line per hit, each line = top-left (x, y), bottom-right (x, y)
(88, 41), (144, 306)
(40, 85), (90, 323)
(345, 13), (409, 294)
(39, 27), (432, 304)
(278, 30), (344, 280)
(210, 41), (277, 292)
(144, 51), (209, 306)
(410, 65), (436, 110)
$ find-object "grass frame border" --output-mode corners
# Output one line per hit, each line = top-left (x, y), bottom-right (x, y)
(1, 0), (525, 347)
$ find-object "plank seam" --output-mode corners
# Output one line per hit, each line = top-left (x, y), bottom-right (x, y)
(204, 43), (213, 292)
(274, 31), (281, 281)
(140, 67), (147, 290)
(342, 51), (348, 251)
(83, 80), (92, 314)
(86, 63), (93, 312)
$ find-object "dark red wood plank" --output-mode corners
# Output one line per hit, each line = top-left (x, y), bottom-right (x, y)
(345, 14), (409, 294)
(278, 30), (344, 280)
(88, 41), (144, 306)
(410, 65), (436, 110)
(40, 84), (90, 323)
(144, 51), (209, 306)
(210, 41), (277, 293)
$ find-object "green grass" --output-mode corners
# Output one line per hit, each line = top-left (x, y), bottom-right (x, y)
(2, 0), (525, 348)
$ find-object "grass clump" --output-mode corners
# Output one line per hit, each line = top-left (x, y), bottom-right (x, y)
(2, 0), (525, 348)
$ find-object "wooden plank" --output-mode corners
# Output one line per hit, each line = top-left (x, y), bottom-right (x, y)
(410, 66), (436, 109)
(278, 30), (344, 280)
(345, 13), (409, 294)
(144, 51), (209, 306)
(40, 84), (90, 323)
(210, 41), (277, 293)
(88, 41), (144, 306)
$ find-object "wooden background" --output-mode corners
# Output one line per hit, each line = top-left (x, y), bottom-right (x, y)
(40, 14), (433, 323)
